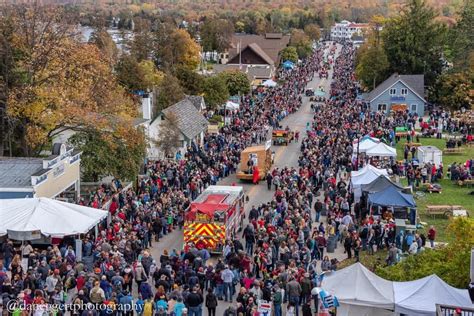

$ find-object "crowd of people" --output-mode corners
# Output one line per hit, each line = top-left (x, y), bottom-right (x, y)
(0, 42), (333, 316)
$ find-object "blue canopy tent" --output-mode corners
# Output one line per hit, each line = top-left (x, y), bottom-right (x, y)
(368, 186), (416, 208)
(283, 60), (295, 70)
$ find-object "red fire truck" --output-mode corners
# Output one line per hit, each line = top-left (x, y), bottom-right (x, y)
(184, 185), (245, 253)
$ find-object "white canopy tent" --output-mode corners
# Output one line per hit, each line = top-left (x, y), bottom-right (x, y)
(262, 79), (277, 87)
(322, 263), (395, 316)
(355, 138), (381, 153)
(0, 198), (108, 238)
(394, 275), (473, 316)
(351, 164), (389, 201)
(224, 101), (240, 110)
(365, 142), (397, 157)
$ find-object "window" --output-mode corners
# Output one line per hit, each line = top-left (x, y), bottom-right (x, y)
(389, 88), (397, 95)
(411, 104), (417, 112)
(378, 104), (387, 111)
(401, 88), (408, 95)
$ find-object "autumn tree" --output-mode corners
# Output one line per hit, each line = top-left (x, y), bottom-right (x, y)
(116, 55), (164, 92)
(154, 112), (181, 158)
(218, 70), (250, 96)
(200, 18), (234, 53)
(304, 23), (321, 41)
(129, 17), (155, 62)
(89, 29), (118, 65)
(156, 73), (185, 112)
(289, 29), (313, 59)
(3, 5), (141, 159)
(280, 46), (299, 63)
(155, 27), (201, 73)
(201, 75), (229, 110)
(382, 0), (447, 86)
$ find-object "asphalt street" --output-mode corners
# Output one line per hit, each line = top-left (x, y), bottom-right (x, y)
(148, 44), (347, 315)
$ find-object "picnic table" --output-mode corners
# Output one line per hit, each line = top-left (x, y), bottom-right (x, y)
(443, 147), (465, 155)
(457, 179), (474, 187)
(405, 142), (422, 147)
(426, 205), (462, 218)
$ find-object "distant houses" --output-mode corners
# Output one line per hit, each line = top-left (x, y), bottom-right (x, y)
(362, 73), (426, 116)
(330, 20), (370, 44)
(213, 33), (290, 85)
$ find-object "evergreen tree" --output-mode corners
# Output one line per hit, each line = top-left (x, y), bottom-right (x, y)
(382, 0), (446, 86)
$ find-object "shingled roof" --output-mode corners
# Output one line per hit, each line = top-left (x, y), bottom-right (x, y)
(365, 73), (425, 101)
(228, 33), (290, 65)
(162, 98), (209, 140)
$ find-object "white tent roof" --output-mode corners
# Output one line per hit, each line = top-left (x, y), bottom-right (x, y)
(322, 263), (395, 310)
(357, 139), (379, 153)
(0, 198), (108, 238)
(394, 275), (472, 316)
(262, 79), (277, 87)
(225, 101), (240, 110)
(351, 164), (389, 186)
(365, 142), (397, 157)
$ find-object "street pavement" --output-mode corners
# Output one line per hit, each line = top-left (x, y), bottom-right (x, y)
(148, 45), (348, 315)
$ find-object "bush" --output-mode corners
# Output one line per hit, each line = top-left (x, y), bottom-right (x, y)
(375, 217), (473, 288)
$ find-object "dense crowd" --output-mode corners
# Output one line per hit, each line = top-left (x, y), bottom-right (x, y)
(0, 44), (330, 316)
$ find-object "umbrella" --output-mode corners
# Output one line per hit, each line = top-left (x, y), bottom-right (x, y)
(282, 60), (295, 69)
(262, 79), (277, 87)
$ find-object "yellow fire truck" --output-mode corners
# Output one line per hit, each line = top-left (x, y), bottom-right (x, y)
(184, 185), (245, 253)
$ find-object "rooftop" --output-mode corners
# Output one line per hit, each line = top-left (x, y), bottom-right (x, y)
(0, 158), (43, 189)
(365, 73), (425, 101)
(162, 98), (209, 140)
(229, 33), (290, 65)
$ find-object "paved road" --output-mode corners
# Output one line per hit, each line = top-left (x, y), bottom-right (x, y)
(148, 45), (347, 315)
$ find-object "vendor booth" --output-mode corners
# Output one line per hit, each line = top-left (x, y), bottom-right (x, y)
(368, 186), (416, 209)
(0, 197), (108, 238)
(351, 165), (389, 202)
(361, 175), (404, 194)
(365, 142), (397, 157)
(417, 146), (442, 166)
(394, 275), (472, 316)
(322, 263), (395, 316)
(368, 186), (416, 222)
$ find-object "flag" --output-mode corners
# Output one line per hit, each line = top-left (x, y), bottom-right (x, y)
(319, 289), (340, 308)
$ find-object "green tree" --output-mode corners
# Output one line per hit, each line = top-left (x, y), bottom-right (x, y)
(176, 66), (204, 95)
(304, 23), (321, 41)
(356, 44), (390, 89)
(382, 0), (447, 86)
(428, 71), (473, 111)
(116, 55), (164, 92)
(218, 70), (250, 96)
(68, 125), (146, 182)
(201, 75), (229, 109)
(280, 46), (299, 63)
(449, 0), (474, 71)
(376, 217), (473, 288)
(156, 73), (184, 112)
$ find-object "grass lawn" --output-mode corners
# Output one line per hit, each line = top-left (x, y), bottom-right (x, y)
(394, 136), (473, 242)
(338, 249), (388, 271)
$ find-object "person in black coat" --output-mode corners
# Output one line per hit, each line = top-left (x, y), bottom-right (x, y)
(205, 288), (218, 316)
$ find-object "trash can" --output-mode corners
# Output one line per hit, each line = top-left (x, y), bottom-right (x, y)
(326, 235), (337, 253)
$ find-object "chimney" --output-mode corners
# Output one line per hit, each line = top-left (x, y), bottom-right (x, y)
(142, 93), (152, 120)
